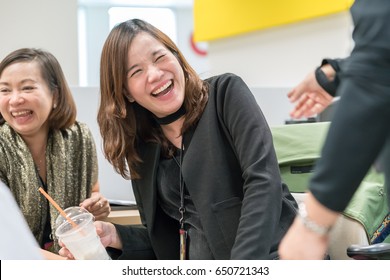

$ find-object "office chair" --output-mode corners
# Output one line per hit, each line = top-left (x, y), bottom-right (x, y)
(271, 122), (389, 259)
(347, 242), (390, 260)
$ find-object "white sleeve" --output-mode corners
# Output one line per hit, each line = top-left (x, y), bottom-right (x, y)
(0, 182), (43, 260)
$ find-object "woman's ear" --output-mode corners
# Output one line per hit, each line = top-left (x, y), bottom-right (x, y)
(123, 88), (135, 103)
(128, 96), (135, 103)
(52, 89), (59, 109)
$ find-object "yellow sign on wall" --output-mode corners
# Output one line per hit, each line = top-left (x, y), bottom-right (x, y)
(194, 0), (354, 42)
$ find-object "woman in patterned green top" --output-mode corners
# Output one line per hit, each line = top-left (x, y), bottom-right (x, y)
(0, 48), (111, 256)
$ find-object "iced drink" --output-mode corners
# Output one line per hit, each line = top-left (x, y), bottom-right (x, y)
(55, 207), (110, 260)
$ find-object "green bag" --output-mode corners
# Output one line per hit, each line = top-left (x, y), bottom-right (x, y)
(271, 122), (329, 193)
(271, 122), (388, 243)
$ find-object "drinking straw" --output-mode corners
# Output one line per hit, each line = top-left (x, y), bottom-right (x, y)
(38, 187), (79, 229)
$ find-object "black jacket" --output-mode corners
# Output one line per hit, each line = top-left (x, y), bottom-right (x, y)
(310, 0), (390, 212)
(114, 73), (297, 259)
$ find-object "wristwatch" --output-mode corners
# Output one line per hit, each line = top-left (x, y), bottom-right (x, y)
(315, 58), (340, 97)
(298, 202), (332, 236)
(315, 66), (337, 96)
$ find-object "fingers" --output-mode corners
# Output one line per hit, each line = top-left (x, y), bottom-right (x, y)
(94, 221), (114, 248)
(290, 93), (315, 119)
(95, 221), (122, 249)
(288, 87), (315, 118)
(288, 71), (317, 103)
(287, 86), (304, 103)
(58, 246), (75, 260)
(80, 194), (111, 220)
(90, 199), (111, 220)
(288, 69), (336, 119)
(289, 89), (334, 119)
(313, 91), (333, 107)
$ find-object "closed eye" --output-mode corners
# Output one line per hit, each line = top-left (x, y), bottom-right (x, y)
(130, 69), (142, 78)
(0, 88), (11, 94)
(155, 54), (166, 62)
(22, 86), (35, 91)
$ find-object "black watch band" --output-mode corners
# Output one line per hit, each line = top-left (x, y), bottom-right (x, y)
(321, 58), (340, 72)
(315, 66), (337, 97)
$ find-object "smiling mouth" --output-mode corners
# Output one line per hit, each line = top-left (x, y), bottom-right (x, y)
(151, 80), (173, 97)
(12, 110), (32, 117)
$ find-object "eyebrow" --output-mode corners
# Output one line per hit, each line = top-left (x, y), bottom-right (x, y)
(21, 78), (38, 84)
(0, 79), (37, 86)
(126, 49), (165, 74)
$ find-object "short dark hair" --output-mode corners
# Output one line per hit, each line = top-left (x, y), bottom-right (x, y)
(0, 48), (76, 129)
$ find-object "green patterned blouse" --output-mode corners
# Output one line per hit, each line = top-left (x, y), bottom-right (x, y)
(0, 121), (98, 253)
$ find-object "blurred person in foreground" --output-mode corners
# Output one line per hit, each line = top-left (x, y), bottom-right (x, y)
(0, 180), (43, 260)
(279, 0), (390, 259)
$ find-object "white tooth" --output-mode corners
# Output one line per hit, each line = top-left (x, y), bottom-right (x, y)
(153, 80), (172, 95)
(12, 110), (30, 117)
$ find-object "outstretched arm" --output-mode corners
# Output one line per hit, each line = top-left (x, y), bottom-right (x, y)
(288, 64), (335, 119)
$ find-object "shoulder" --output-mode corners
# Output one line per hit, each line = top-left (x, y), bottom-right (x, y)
(59, 121), (94, 144)
(205, 73), (251, 103)
(0, 125), (8, 149)
(0, 123), (11, 136)
(205, 73), (244, 87)
(0, 124), (17, 146)
(65, 121), (92, 136)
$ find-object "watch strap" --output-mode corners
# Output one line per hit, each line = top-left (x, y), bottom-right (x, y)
(298, 202), (332, 236)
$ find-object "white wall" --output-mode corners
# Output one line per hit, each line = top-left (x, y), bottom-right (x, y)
(71, 87), (135, 203)
(204, 12), (353, 87)
(174, 7), (210, 78)
(80, 5), (110, 86)
(0, 0), (79, 86)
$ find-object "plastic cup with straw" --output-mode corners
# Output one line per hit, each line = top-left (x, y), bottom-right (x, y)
(39, 187), (111, 260)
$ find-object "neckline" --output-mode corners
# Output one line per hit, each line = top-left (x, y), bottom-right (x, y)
(154, 104), (186, 125)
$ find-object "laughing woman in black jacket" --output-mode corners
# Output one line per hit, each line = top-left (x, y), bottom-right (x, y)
(60, 19), (298, 260)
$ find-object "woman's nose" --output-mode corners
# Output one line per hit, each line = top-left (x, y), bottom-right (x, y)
(9, 93), (25, 105)
(147, 65), (163, 83)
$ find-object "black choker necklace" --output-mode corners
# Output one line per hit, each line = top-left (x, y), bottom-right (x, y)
(154, 104), (186, 125)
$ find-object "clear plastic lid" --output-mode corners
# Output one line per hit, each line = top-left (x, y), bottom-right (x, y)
(55, 206), (92, 229)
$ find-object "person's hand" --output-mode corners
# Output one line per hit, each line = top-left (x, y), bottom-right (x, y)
(58, 221), (122, 259)
(40, 248), (67, 260)
(58, 240), (75, 260)
(288, 70), (333, 119)
(279, 193), (338, 259)
(279, 216), (329, 259)
(80, 192), (111, 220)
(94, 221), (122, 249)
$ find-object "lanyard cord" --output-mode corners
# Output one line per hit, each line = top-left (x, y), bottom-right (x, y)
(170, 133), (188, 260)
(178, 140), (185, 229)
(173, 140), (187, 260)
(171, 140), (186, 228)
